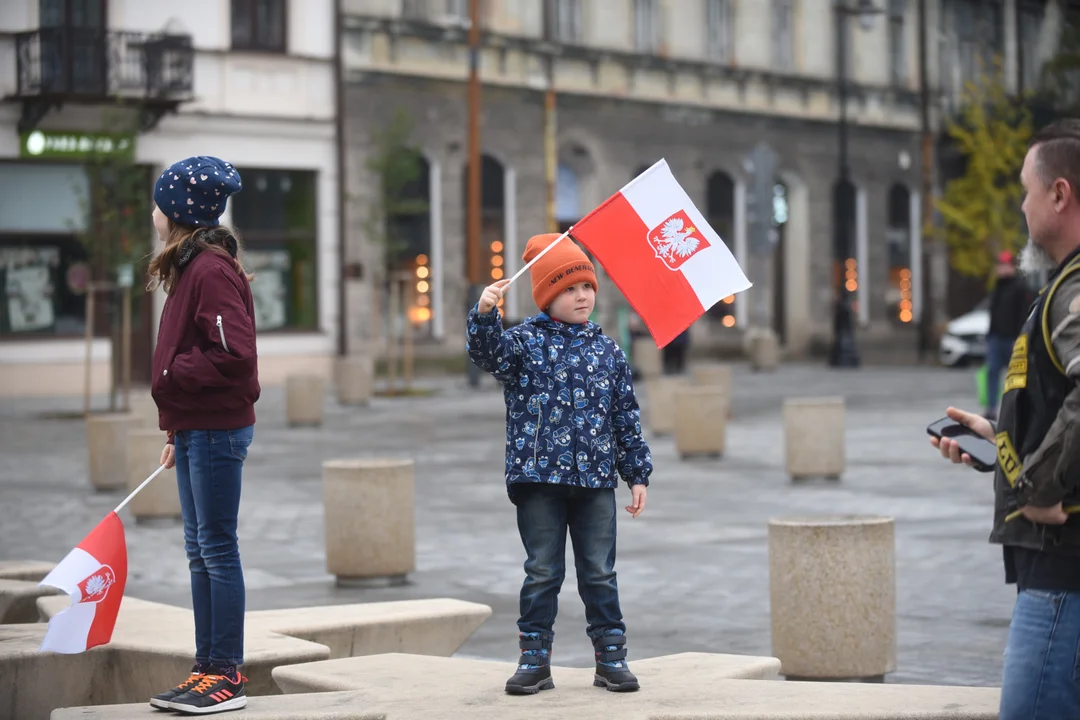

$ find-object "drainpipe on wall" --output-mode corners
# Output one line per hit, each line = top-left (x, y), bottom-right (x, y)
(334, 0), (348, 358)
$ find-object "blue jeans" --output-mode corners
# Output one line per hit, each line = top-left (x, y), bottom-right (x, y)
(514, 484), (625, 641)
(174, 426), (253, 667)
(1000, 589), (1080, 719)
(986, 334), (1014, 412)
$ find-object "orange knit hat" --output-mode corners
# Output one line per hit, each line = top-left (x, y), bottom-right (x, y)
(523, 233), (599, 312)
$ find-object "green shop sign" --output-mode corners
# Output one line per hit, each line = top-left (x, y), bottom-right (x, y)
(20, 130), (135, 160)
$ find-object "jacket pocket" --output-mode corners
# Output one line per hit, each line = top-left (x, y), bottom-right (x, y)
(152, 345), (178, 397)
(216, 315), (230, 353)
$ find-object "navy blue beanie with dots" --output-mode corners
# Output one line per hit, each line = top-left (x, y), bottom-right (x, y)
(154, 156), (242, 228)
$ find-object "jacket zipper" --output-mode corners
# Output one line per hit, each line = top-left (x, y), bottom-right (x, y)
(216, 315), (230, 353)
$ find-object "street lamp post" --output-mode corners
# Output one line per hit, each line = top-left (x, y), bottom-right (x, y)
(829, 0), (880, 369)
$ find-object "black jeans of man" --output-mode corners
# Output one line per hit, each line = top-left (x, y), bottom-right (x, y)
(514, 484), (625, 642)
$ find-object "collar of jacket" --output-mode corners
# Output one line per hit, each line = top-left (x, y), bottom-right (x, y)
(526, 312), (600, 337)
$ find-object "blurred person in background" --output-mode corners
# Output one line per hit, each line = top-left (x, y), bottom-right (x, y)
(985, 250), (1034, 420)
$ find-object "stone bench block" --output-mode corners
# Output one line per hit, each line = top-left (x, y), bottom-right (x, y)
(674, 386), (728, 458)
(86, 413), (139, 491)
(322, 459), (415, 584)
(285, 374), (326, 427)
(247, 598), (491, 660)
(11, 594), (491, 719)
(645, 375), (690, 436)
(769, 515), (897, 681)
(0, 579), (62, 623)
(126, 429), (180, 523)
(0, 559), (55, 581)
(336, 355), (375, 406)
(784, 396), (846, 479)
(632, 336), (662, 379)
(273, 651), (780, 695)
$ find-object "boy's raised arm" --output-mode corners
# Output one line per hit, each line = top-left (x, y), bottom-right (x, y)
(466, 303), (526, 384)
(611, 347), (653, 486)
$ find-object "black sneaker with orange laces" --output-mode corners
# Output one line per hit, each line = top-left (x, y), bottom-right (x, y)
(169, 666), (247, 714)
(149, 664), (206, 710)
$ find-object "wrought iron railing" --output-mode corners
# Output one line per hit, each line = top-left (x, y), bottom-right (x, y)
(15, 28), (194, 101)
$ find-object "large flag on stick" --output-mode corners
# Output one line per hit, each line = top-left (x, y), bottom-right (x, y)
(38, 464), (165, 654)
(572, 159), (751, 347)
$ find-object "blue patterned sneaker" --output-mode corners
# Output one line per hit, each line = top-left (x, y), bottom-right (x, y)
(505, 633), (555, 695)
(592, 630), (639, 692)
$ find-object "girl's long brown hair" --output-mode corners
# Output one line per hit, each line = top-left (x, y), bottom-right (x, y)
(147, 220), (252, 294)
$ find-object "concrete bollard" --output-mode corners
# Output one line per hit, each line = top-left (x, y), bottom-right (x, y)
(336, 355), (375, 407)
(745, 327), (780, 371)
(286, 375), (326, 427)
(322, 459), (415, 586)
(784, 397), (845, 480)
(86, 413), (139, 491)
(691, 363), (733, 390)
(128, 392), (160, 429)
(632, 337), (662, 379)
(768, 515), (897, 681)
(126, 429), (181, 524)
(674, 387), (728, 458)
(644, 376), (690, 436)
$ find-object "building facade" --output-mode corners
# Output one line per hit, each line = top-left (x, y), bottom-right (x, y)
(0, 0), (338, 397)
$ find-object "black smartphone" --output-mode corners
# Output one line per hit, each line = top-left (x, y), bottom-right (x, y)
(926, 417), (998, 472)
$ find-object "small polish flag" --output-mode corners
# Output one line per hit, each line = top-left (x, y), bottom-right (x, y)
(38, 511), (127, 654)
(571, 159), (752, 348)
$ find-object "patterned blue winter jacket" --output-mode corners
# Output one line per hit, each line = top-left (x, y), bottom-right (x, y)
(466, 306), (653, 499)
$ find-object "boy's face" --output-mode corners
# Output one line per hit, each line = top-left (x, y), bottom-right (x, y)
(547, 281), (596, 324)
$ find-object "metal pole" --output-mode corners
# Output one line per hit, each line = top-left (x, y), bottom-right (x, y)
(121, 284), (131, 411)
(917, 0), (934, 361)
(829, 1), (860, 368)
(334, 0), (349, 358)
(466, 0), (482, 286)
(84, 285), (95, 419)
(545, 55), (558, 234)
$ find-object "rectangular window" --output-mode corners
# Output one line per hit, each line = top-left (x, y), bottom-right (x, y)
(772, 0), (795, 72)
(0, 237), (91, 337)
(231, 0), (286, 53)
(231, 169), (318, 331)
(633, 0), (660, 53)
(888, 0), (908, 85)
(705, 0), (733, 63)
(545, 0), (582, 43)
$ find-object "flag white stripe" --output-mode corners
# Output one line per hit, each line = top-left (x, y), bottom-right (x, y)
(41, 547), (102, 602)
(39, 601), (97, 654)
(619, 159), (751, 310)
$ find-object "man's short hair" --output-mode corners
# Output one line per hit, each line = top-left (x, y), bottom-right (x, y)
(1031, 119), (1080, 202)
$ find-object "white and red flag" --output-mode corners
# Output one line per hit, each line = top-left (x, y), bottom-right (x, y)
(571, 159), (751, 347)
(38, 511), (128, 653)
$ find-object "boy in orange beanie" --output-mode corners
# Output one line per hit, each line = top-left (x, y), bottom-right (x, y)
(466, 233), (652, 695)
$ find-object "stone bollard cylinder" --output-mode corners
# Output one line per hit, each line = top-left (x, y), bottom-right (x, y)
(286, 375), (326, 427)
(632, 337), (662, 379)
(644, 376), (690, 436)
(336, 355), (375, 406)
(674, 387), (728, 458)
(322, 459), (415, 585)
(86, 413), (139, 491)
(126, 429), (181, 524)
(784, 397), (845, 479)
(768, 515), (896, 680)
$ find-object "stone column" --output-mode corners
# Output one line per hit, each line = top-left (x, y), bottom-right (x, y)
(336, 355), (375, 406)
(126, 429), (181, 524)
(322, 459), (415, 585)
(86, 413), (138, 491)
(674, 387), (728, 458)
(783, 397), (845, 480)
(768, 515), (896, 680)
(286, 375), (326, 427)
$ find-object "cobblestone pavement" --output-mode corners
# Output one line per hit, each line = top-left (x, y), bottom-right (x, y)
(1, 362), (1014, 687)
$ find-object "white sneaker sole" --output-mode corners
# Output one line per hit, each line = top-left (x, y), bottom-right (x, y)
(168, 695), (247, 714)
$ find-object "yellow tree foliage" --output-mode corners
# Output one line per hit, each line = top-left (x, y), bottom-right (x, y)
(934, 62), (1033, 283)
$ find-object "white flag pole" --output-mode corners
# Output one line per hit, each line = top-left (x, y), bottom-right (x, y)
(504, 227), (573, 288)
(113, 465), (167, 514)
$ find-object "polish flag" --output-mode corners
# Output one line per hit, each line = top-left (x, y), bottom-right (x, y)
(38, 511), (127, 654)
(571, 159), (751, 348)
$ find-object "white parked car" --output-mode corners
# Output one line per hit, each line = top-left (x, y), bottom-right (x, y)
(939, 298), (990, 367)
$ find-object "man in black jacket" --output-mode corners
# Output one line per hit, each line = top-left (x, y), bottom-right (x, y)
(985, 250), (1033, 420)
(932, 119), (1080, 720)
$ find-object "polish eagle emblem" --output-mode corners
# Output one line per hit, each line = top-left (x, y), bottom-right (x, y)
(647, 210), (711, 270)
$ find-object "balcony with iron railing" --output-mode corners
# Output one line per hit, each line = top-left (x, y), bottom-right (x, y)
(12, 28), (195, 132)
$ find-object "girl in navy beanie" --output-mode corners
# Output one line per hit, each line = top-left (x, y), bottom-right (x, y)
(146, 156), (259, 715)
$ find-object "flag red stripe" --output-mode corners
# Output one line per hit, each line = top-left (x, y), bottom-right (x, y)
(80, 511), (127, 650)
(572, 192), (704, 348)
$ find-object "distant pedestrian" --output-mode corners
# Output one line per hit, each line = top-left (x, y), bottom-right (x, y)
(147, 156), (259, 715)
(467, 233), (652, 695)
(984, 250), (1033, 420)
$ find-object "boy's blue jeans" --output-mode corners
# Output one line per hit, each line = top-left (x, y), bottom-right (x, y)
(514, 483), (625, 642)
(174, 426), (253, 667)
(1000, 589), (1080, 719)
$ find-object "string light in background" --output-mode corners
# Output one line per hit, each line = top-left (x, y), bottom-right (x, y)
(408, 253), (432, 324)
